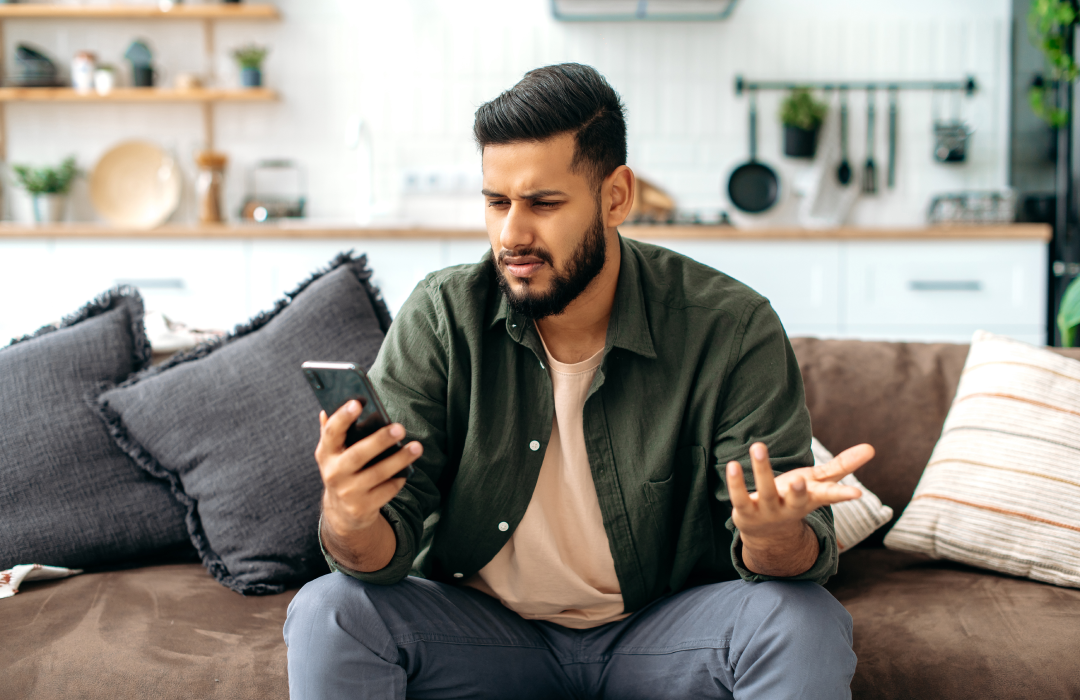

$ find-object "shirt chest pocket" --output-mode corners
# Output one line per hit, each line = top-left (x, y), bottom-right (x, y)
(641, 445), (712, 557)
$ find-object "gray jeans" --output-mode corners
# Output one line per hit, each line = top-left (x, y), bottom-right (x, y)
(284, 573), (855, 699)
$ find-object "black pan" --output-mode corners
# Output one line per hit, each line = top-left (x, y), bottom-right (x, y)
(728, 90), (779, 213)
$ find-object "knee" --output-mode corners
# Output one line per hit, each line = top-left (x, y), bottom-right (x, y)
(739, 581), (852, 645)
(288, 572), (362, 621)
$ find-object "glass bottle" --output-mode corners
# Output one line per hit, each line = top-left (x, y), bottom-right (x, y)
(194, 150), (228, 224)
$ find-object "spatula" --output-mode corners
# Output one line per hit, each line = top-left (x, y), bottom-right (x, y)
(837, 89), (851, 186)
(862, 88), (877, 195)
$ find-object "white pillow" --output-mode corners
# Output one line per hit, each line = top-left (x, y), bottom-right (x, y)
(811, 437), (894, 553)
(884, 331), (1080, 588)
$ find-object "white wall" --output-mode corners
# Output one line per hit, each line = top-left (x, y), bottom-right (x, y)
(3, 0), (1012, 228)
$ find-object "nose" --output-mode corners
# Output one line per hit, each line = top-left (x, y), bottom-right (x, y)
(499, 201), (535, 254)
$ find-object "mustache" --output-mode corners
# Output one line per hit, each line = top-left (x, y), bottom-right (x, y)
(497, 247), (555, 267)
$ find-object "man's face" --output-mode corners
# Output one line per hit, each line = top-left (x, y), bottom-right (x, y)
(482, 133), (608, 320)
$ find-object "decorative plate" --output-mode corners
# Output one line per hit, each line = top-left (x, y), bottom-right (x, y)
(90, 141), (182, 229)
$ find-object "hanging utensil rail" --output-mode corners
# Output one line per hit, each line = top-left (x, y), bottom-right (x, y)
(734, 76), (977, 95)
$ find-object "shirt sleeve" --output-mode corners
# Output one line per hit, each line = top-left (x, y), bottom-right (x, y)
(320, 279), (450, 585)
(711, 299), (838, 586)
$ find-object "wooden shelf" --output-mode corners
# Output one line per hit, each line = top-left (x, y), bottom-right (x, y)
(0, 86), (277, 102)
(0, 222), (1053, 241)
(0, 4), (280, 20)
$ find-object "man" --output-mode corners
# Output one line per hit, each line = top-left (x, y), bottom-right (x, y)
(285, 63), (873, 699)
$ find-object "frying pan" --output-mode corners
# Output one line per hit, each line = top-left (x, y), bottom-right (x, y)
(727, 89), (779, 213)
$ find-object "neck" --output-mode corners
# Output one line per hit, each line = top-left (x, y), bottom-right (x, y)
(536, 229), (621, 364)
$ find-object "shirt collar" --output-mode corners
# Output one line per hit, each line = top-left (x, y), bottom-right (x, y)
(487, 233), (657, 360)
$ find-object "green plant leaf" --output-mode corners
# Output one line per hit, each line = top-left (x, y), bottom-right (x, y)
(1058, 274), (1080, 347)
(10, 156), (79, 194)
(779, 88), (828, 130)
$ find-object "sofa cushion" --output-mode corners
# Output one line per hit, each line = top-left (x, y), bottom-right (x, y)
(827, 548), (1080, 699)
(1, 562), (293, 700)
(884, 331), (1080, 588)
(0, 288), (190, 570)
(790, 337), (1080, 547)
(96, 254), (392, 594)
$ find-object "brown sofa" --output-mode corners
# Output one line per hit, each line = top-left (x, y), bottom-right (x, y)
(7, 338), (1080, 699)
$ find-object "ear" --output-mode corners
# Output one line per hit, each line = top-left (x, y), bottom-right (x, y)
(602, 165), (635, 228)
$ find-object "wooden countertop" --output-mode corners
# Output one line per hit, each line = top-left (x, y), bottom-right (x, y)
(0, 222), (1052, 242)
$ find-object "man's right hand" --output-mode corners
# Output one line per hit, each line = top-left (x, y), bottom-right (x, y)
(315, 400), (424, 571)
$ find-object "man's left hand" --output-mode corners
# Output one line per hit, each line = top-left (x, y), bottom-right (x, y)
(725, 441), (875, 576)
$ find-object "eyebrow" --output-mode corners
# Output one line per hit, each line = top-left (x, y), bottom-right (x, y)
(481, 188), (568, 199)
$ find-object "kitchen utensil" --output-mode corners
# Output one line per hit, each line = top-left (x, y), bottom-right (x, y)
(90, 141), (182, 229)
(927, 190), (1015, 225)
(13, 44), (59, 87)
(124, 40), (155, 87)
(71, 51), (96, 93)
(240, 159), (306, 221)
(932, 88), (973, 163)
(727, 89), (779, 213)
(836, 89), (851, 186)
(796, 92), (861, 229)
(862, 88), (877, 194)
(195, 150), (228, 224)
(887, 88), (898, 188)
(933, 121), (973, 163)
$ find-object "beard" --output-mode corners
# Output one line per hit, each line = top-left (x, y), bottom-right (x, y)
(494, 206), (607, 321)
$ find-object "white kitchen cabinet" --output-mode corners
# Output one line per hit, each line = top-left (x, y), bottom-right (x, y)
(654, 240), (842, 338)
(843, 241), (1047, 344)
(0, 232), (1049, 349)
(50, 240), (249, 332)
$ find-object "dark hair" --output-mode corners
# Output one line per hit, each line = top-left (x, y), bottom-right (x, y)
(473, 63), (627, 186)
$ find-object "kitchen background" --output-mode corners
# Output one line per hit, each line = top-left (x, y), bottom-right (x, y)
(0, 0), (1064, 350)
(5, 0), (1010, 227)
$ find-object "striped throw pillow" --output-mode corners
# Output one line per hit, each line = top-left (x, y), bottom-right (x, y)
(811, 438), (894, 553)
(884, 330), (1080, 588)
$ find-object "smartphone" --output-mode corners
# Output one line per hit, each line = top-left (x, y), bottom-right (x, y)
(301, 361), (414, 479)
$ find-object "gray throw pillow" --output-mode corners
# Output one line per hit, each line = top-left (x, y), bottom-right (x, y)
(0, 288), (191, 570)
(96, 253), (391, 594)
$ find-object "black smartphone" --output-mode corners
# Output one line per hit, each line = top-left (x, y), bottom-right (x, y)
(301, 361), (414, 479)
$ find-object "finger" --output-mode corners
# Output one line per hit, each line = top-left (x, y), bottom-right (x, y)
(362, 440), (423, 485)
(812, 443), (875, 483)
(319, 410), (327, 428)
(367, 476), (409, 510)
(342, 423), (410, 472)
(749, 442), (780, 506)
(809, 480), (863, 505)
(780, 473), (811, 511)
(725, 461), (754, 511)
(322, 400), (362, 453)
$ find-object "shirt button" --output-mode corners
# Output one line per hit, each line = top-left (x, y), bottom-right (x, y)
(498, 521), (509, 531)
(453, 572), (463, 578)
(529, 440), (540, 451)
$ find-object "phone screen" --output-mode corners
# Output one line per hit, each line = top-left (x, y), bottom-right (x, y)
(301, 361), (413, 478)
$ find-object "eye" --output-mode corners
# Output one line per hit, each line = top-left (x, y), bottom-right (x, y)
(533, 200), (560, 208)
(486, 199), (510, 208)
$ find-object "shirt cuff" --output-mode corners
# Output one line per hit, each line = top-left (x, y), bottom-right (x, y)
(726, 506), (839, 585)
(319, 504), (416, 585)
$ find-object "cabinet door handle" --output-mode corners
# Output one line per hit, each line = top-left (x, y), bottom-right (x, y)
(115, 278), (186, 290)
(908, 280), (982, 292)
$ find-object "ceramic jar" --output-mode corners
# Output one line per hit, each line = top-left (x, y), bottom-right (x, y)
(71, 51), (97, 93)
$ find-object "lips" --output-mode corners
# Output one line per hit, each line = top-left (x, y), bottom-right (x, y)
(502, 256), (546, 279)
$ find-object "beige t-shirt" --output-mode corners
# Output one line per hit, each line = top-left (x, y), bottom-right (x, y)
(464, 341), (627, 629)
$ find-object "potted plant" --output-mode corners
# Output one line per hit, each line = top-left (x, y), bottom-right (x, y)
(780, 88), (828, 158)
(11, 156), (79, 224)
(232, 44), (269, 88)
(1028, 0), (1077, 127)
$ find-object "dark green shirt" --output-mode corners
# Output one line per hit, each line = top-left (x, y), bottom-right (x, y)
(325, 235), (837, 612)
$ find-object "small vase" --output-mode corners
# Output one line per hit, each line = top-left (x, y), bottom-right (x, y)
(32, 193), (67, 224)
(783, 125), (819, 158)
(240, 67), (262, 88)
